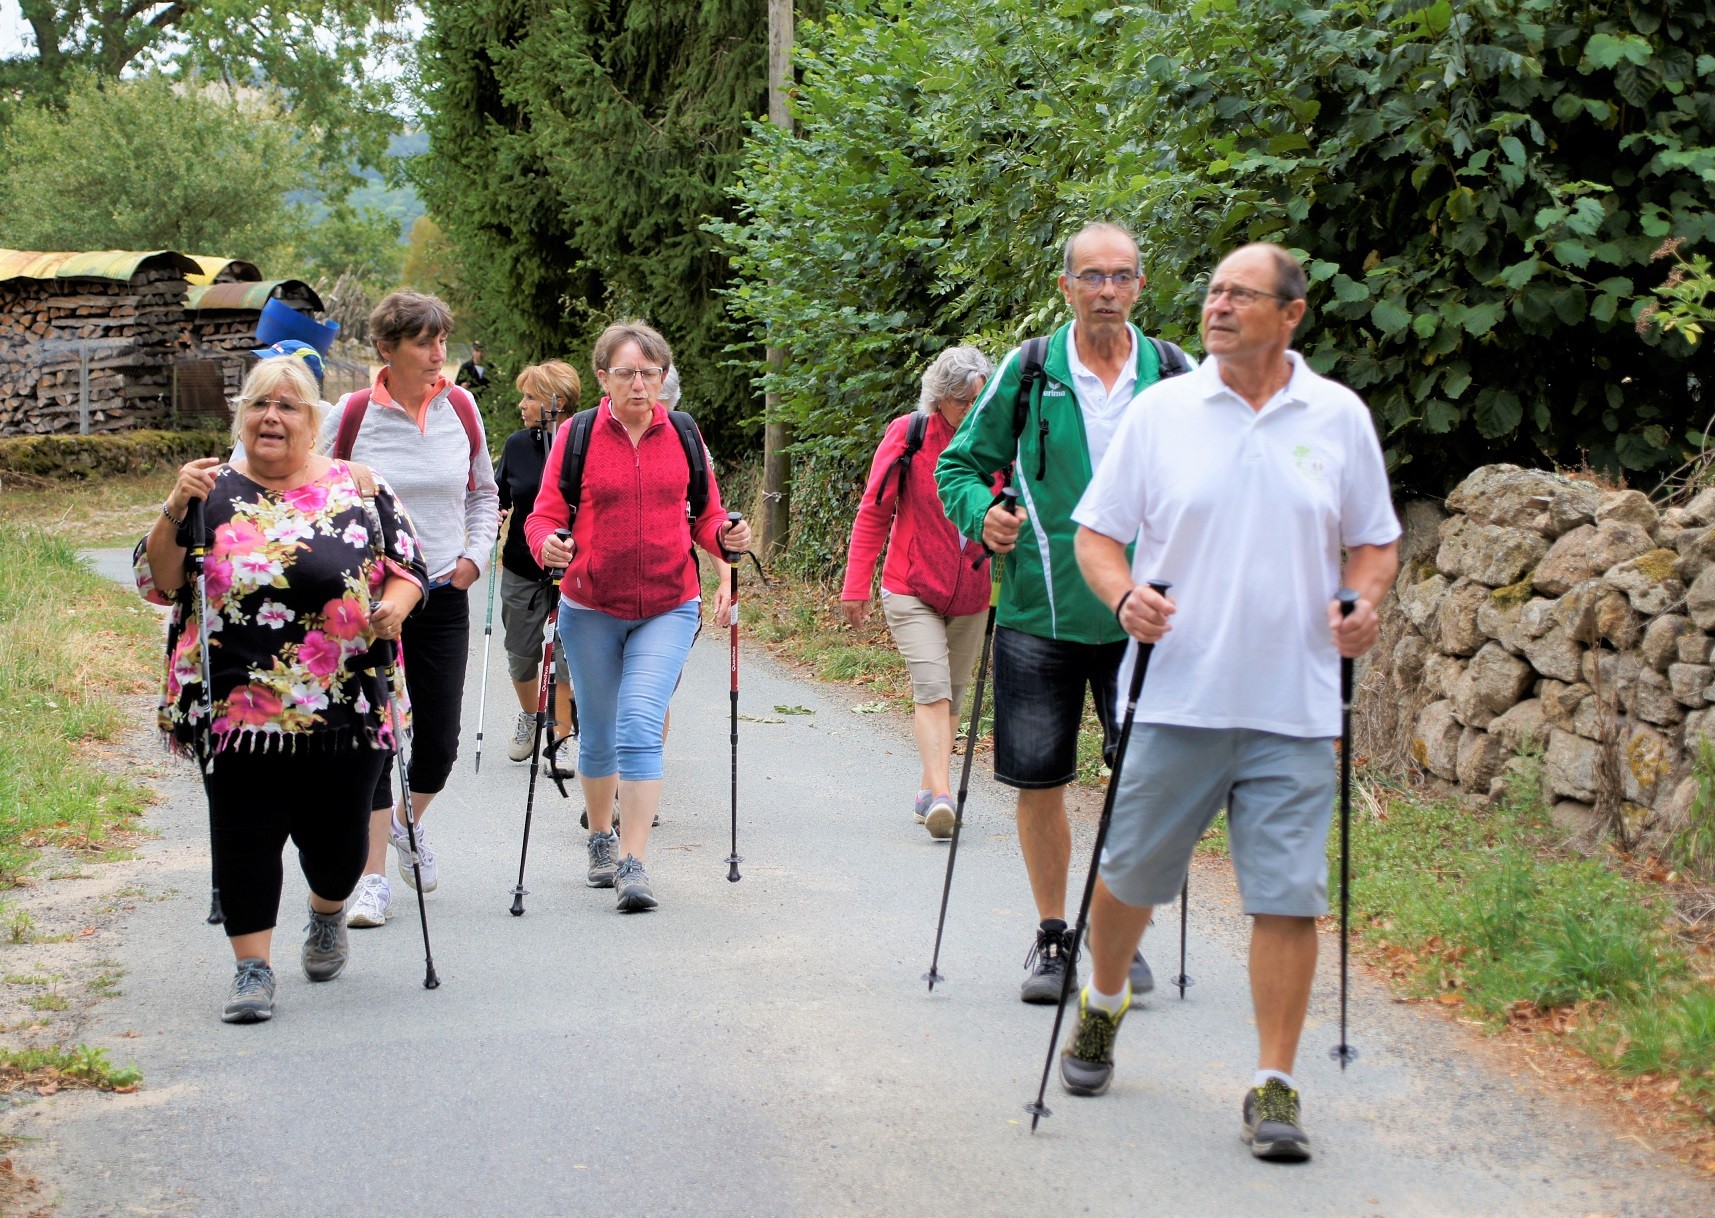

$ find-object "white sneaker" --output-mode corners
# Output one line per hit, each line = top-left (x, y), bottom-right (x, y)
(390, 818), (438, 893)
(506, 710), (535, 762)
(346, 873), (392, 928)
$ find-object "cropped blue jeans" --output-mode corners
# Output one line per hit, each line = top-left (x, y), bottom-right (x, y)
(557, 598), (700, 782)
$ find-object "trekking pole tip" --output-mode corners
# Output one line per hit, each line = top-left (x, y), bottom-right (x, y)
(922, 968), (944, 991)
(424, 965), (441, 990)
(1329, 1043), (1359, 1068)
(1024, 1101), (1051, 1130)
(1172, 973), (1194, 997)
(725, 854), (742, 882)
(509, 887), (527, 916)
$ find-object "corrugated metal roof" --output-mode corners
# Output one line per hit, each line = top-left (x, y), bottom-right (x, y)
(0, 248), (202, 285)
(186, 280), (324, 313)
(185, 256), (263, 286)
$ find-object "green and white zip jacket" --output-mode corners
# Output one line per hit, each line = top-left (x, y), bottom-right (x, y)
(936, 320), (1171, 644)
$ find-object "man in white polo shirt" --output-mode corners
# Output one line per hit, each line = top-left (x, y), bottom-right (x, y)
(1064, 243), (1401, 1162)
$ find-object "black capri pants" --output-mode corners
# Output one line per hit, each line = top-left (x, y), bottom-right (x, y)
(372, 584), (470, 808)
(207, 747), (388, 938)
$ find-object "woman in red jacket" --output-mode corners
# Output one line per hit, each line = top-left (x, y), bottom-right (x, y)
(527, 321), (749, 912)
(841, 346), (993, 840)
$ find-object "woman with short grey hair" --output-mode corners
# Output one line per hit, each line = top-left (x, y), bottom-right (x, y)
(841, 345), (995, 839)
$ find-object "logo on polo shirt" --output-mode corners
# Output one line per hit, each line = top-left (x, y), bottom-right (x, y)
(1293, 444), (1329, 481)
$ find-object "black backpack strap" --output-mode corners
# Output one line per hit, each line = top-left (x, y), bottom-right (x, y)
(1011, 337), (1049, 482)
(875, 411), (930, 507)
(557, 407), (599, 517)
(1148, 336), (1192, 379)
(667, 410), (709, 520)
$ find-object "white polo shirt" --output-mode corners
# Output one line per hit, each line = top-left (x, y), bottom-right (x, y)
(1073, 350), (1400, 738)
(1066, 323), (1138, 473)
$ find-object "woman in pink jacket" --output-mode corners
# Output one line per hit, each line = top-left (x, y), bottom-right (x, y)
(527, 321), (749, 913)
(841, 346), (993, 840)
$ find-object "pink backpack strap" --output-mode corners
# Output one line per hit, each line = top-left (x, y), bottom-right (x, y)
(446, 386), (483, 491)
(333, 388), (373, 461)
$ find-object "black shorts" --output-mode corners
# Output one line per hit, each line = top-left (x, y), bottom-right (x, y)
(991, 626), (1126, 790)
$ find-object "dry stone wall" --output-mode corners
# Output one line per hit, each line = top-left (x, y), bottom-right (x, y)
(1370, 464), (1715, 853)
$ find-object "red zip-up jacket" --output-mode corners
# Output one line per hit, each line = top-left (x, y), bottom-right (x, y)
(525, 400), (728, 620)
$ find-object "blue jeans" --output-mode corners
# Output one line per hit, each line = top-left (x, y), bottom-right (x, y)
(557, 598), (700, 782)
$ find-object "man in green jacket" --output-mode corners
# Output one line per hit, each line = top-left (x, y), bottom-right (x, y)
(937, 221), (1188, 1004)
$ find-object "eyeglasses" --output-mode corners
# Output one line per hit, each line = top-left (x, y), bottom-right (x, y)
(254, 397), (306, 417)
(603, 366), (666, 384)
(1200, 284), (1293, 309)
(1071, 270), (1139, 290)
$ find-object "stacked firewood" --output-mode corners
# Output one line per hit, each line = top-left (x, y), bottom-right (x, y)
(0, 265), (189, 435)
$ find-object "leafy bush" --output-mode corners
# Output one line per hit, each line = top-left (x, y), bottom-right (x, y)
(718, 0), (1715, 510)
(0, 431), (229, 482)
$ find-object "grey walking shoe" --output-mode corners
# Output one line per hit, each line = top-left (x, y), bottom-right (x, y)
(222, 958), (276, 1024)
(1020, 919), (1080, 1004)
(301, 904), (350, 981)
(924, 795), (956, 841)
(1242, 1079), (1312, 1162)
(1130, 949), (1155, 995)
(1059, 985), (1131, 1096)
(506, 710), (536, 762)
(586, 830), (619, 888)
(613, 855), (658, 913)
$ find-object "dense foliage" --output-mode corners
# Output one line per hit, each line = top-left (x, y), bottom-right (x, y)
(413, 0), (799, 453)
(719, 0), (1715, 508)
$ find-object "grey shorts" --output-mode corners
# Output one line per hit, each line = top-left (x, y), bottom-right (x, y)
(881, 593), (987, 709)
(1101, 725), (1335, 917)
(499, 568), (570, 685)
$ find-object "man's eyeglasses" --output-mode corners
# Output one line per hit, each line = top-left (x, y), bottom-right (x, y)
(604, 366), (666, 384)
(1071, 269), (1139, 290)
(1200, 284), (1292, 309)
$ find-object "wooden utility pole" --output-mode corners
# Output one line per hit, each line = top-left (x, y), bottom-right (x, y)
(759, 0), (793, 559)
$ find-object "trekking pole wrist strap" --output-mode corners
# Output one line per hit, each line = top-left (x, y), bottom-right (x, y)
(1113, 587), (1135, 625)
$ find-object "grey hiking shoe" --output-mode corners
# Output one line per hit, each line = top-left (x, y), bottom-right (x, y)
(586, 830), (619, 888)
(1059, 985), (1131, 1096)
(913, 790), (933, 824)
(1242, 1079), (1312, 1162)
(222, 958), (275, 1023)
(924, 796), (956, 841)
(506, 710), (536, 762)
(301, 904), (349, 981)
(1130, 949), (1155, 995)
(1020, 919), (1080, 1004)
(614, 855), (658, 913)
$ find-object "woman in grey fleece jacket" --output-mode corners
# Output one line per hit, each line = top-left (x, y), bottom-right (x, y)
(323, 291), (501, 929)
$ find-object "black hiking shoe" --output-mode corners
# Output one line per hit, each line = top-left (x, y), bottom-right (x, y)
(1020, 919), (1080, 1004)
(1242, 1079), (1312, 1162)
(586, 830), (619, 888)
(222, 958), (276, 1024)
(614, 855), (658, 913)
(301, 904), (349, 981)
(1059, 986), (1131, 1096)
(1130, 949), (1155, 995)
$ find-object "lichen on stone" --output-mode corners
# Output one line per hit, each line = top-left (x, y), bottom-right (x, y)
(1490, 576), (1534, 609)
(1633, 548), (1679, 583)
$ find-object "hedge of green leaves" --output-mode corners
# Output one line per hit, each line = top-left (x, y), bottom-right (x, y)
(717, 0), (1714, 519)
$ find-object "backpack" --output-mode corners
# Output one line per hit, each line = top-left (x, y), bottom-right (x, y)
(333, 386), (484, 491)
(1011, 335), (1191, 482)
(558, 406), (710, 522)
(873, 410), (932, 506)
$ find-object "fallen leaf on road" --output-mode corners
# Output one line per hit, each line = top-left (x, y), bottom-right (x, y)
(773, 704), (814, 715)
(850, 702), (888, 714)
(739, 714), (783, 724)
(1437, 993), (1463, 1006)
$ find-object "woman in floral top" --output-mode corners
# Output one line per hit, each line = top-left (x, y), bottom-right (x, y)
(138, 356), (426, 1024)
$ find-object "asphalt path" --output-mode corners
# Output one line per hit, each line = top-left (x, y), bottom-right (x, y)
(23, 557), (1714, 1216)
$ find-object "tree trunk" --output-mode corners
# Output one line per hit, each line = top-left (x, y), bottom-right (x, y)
(759, 0), (793, 559)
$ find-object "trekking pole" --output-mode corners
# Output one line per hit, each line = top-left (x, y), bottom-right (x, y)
(1171, 876), (1193, 998)
(1027, 580), (1171, 1131)
(188, 498), (224, 926)
(472, 534), (501, 774)
(378, 638), (441, 990)
(511, 526), (571, 916)
(722, 511), (745, 883)
(1330, 589), (1359, 1068)
(925, 486), (1018, 990)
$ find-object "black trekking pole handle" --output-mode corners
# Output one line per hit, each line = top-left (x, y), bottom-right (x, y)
(1331, 588), (1359, 1069)
(546, 527), (571, 581)
(1028, 578), (1170, 1131)
(720, 510), (744, 562)
(975, 486), (1020, 569)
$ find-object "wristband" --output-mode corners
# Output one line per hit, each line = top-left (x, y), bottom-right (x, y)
(162, 503), (186, 529)
(1113, 587), (1135, 625)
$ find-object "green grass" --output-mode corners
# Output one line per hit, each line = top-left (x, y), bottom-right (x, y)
(1350, 756), (1715, 1117)
(0, 522), (158, 883)
(0, 1044), (140, 1091)
(0, 471), (174, 549)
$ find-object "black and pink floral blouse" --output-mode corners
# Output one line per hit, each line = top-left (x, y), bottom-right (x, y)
(133, 461), (428, 758)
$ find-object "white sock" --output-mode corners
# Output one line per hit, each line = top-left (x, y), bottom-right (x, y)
(1087, 981), (1130, 1016)
(1253, 1069), (1295, 1090)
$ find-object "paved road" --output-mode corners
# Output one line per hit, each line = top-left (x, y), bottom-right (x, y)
(21, 559), (1714, 1216)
